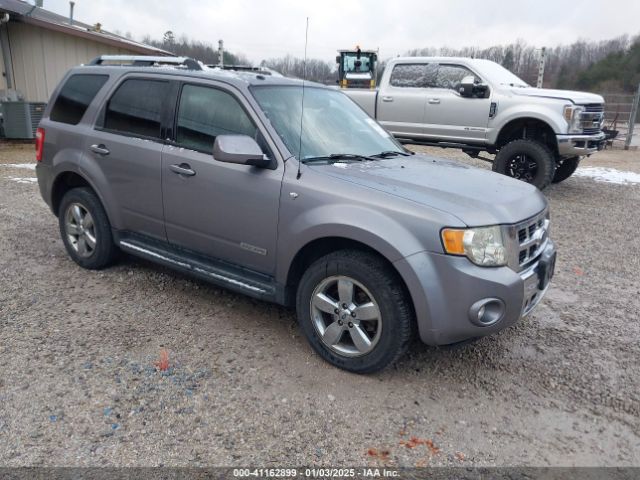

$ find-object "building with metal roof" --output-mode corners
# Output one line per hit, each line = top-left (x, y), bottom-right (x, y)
(0, 0), (171, 102)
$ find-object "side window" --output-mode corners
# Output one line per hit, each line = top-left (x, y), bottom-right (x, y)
(389, 64), (438, 88)
(435, 65), (478, 92)
(103, 79), (170, 139)
(50, 74), (108, 125)
(176, 84), (257, 154)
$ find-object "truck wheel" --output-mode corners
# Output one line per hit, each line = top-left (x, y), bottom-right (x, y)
(58, 187), (118, 270)
(493, 139), (556, 190)
(296, 249), (414, 373)
(552, 156), (580, 184)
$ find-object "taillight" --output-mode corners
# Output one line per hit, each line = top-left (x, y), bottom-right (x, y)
(35, 127), (45, 162)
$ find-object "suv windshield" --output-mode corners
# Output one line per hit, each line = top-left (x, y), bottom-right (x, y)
(251, 86), (404, 161)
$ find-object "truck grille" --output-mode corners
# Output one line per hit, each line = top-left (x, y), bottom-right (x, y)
(507, 209), (550, 272)
(579, 104), (604, 135)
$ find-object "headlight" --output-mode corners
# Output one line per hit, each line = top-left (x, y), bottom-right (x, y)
(563, 105), (585, 134)
(441, 226), (507, 267)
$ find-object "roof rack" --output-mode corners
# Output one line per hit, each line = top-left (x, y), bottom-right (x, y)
(87, 55), (203, 71)
(207, 64), (271, 75)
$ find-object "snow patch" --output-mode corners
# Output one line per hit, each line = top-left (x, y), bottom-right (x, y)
(0, 163), (36, 170)
(8, 177), (37, 184)
(574, 167), (640, 185)
(333, 162), (349, 169)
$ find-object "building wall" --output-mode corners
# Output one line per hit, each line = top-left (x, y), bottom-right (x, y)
(6, 22), (142, 102)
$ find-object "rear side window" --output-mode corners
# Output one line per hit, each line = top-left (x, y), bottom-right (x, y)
(389, 64), (438, 88)
(50, 74), (108, 125)
(103, 79), (170, 139)
(176, 84), (257, 154)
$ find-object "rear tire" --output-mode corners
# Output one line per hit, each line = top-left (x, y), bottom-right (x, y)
(552, 156), (580, 183)
(296, 249), (414, 373)
(493, 139), (556, 190)
(58, 187), (117, 270)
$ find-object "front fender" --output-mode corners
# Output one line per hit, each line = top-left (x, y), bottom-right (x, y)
(275, 202), (427, 285)
(489, 101), (566, 144)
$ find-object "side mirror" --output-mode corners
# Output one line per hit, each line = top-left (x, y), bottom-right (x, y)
(459, 76), (476, 97)
(336, 55), (341, 64)
(459, 75), (489, 98)
(213, 135), (270, 168)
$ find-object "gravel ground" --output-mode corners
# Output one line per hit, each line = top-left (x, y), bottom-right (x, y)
(0, 143), (639, 467)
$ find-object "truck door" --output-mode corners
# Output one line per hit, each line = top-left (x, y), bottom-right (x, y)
(377, 63), (438, 138)
(422, 64), (491, 143)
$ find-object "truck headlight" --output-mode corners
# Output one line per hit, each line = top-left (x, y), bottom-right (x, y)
(563, 105), (585, 134)
(441, 226), (507, 267)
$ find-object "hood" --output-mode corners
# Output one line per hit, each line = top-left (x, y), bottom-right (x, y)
(511, 87), (604, 105)
(309, 155), (547, 226)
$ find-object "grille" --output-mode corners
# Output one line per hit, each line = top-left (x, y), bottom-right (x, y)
(578, 103), (604, 135)
(509, 209), (550, 271)
(584, 104), (604, 113)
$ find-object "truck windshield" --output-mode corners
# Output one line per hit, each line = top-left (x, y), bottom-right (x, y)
(251, 86), (404, 161)
(474, 60), (530, 88)
(343, 53), (373, 73)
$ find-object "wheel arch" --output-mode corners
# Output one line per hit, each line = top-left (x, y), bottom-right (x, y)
(282, 236), (415, 311)
(50, 170), (116, 227)
(495, 117), (558, 156)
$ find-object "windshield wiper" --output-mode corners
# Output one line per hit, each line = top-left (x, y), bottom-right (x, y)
(371, 150), (411, 158)
(302, 153), (377, 164)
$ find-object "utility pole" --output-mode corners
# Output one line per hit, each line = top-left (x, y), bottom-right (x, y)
(218, 39), (224, 68)
(624, 82), (640, 150)
(536, 47), (546, 88)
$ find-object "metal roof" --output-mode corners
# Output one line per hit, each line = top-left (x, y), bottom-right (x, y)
(0, 0), (172, 55)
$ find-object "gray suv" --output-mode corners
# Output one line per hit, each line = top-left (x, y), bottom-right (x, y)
(35, 55), (556, 373)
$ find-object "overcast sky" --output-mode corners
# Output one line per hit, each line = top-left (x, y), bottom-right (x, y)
(40, 0), (640, 62)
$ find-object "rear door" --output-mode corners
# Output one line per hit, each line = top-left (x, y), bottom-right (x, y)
(86, 76), (171, 241)
(161, 81), (284, 274)
(421, 63), (492, 142)
(377, 63), (438, 137)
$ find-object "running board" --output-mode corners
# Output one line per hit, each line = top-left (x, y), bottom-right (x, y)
(116, 233), (280, 303)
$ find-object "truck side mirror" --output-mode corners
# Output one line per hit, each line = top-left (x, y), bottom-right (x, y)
(213, 135), (271, 168)
(459, 76), (476, 97)
(336, 56), (341, 64)
(459, 76), (489, 98)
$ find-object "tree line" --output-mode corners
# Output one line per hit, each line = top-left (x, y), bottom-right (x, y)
(144, 31), (640, 93)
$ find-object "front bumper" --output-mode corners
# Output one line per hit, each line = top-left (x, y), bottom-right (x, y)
(394, 240), (556, 346)
(557, 132), (606, 157)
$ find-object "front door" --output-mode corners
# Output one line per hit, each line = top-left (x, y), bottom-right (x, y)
(161, 82), (283, 275)
(422, 63), (492, 142)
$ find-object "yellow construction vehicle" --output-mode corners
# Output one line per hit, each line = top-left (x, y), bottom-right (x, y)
(336, 47), (378, 89)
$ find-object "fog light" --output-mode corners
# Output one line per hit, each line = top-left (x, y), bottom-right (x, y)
(469, 298), (505, 327)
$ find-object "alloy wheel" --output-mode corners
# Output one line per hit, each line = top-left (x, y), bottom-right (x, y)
(507, 153), (539, 182)
(64, 203), (97, 258)
(310, 275), (382, 357)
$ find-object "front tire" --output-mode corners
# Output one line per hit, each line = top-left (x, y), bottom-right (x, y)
(58, 187), (117, 270)
(552, 156), (580, 183)
(493, 139), (556, 190)
(296, 250), (414, 373)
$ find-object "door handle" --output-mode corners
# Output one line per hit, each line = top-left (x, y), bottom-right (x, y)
(90, 144), (110, 156)
(169, 163), (196, 177)
(381, 96), (394, 102)
(428, 98), (441, 104)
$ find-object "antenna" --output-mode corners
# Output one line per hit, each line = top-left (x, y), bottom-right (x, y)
(296, 17), (309, 180)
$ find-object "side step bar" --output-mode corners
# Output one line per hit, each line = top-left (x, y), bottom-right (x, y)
(116, 234), (280, 303)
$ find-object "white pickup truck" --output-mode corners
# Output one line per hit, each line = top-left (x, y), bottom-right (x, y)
(345, 57), (606, 189)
